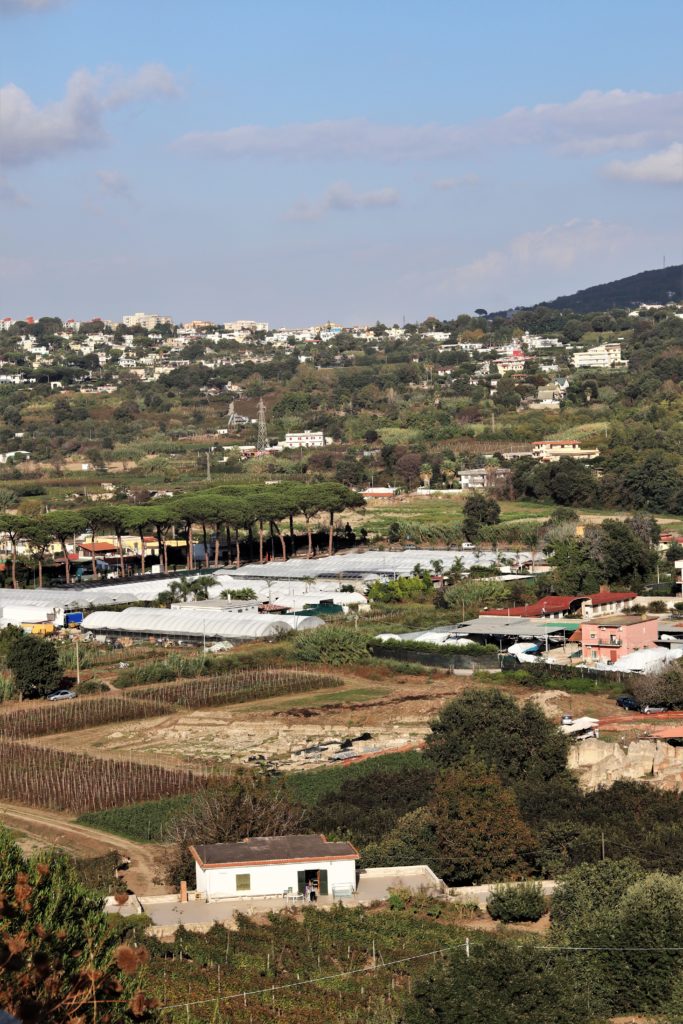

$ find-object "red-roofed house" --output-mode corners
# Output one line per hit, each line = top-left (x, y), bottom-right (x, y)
(486, 595), (582, 619)
(487, 588), (637, 620)
(581, 588), (637, 619)
(77, 542), (119, 555)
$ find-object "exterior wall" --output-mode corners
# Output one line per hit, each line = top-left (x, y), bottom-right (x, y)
(195, 858), (357, 900)
(281, 432), (325, 449)
(582, 597), (634, 619)
(581, 619), (658, 663)
(532, 440), (600, 462)
(458, 469), (510, 490)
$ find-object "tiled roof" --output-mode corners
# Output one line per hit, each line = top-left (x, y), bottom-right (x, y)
(585, 591), (637, 606)
(486, 596), (578, 617)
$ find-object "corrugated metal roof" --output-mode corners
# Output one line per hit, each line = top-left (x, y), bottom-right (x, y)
(222, 548), (534, 581)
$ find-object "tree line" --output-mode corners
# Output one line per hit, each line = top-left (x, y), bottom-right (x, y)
(0, 482), (364, 587)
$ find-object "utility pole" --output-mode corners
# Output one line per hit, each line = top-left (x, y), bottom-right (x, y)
(75, 637), (80, 688)
(206, 451), (211, 483)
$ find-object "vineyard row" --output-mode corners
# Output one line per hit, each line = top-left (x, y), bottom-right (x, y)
(0, 669), (340, 739)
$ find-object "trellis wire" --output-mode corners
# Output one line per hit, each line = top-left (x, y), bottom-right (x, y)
(0, 696), (175, 740)
(0, 669), (339, 739)
(127, 668), (341, 711)
(0, 740), (205, 813)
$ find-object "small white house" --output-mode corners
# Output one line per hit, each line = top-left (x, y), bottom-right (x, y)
(191, 834), (359, 900)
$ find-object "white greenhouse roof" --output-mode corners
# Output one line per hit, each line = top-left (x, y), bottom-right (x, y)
(81, 608), (323, 640)
(219, 548), (534, 582)
(605, 647), (683, 674)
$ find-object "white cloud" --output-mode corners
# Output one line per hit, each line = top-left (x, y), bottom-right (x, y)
(176, 89), (683, 162)
(286, 181), (399, 221)
(432, 174), (479, 190)
(0, 0), (66, 12)
(103, 63), (179, 108)
(96, 169), (133, 200)
(445, 219), (636, 308)
(0, 63), (179, 167)
(606, 142), (683, 184)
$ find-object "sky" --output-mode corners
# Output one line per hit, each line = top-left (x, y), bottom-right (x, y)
(1, 0), (682, 325)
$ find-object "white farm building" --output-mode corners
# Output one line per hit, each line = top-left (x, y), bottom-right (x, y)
(191, 834), (359, 900)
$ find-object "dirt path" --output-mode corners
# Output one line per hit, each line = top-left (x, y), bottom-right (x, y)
(0, 801), (171, 895)
(599, 711), (683, 727)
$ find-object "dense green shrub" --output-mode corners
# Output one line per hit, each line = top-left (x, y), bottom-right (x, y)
(5, 632), (62, 698)
(74, 680), (109, 695)
(372, 637), (498, 657)
(488, 881), (546, 922)
(293, 625), (369, 665)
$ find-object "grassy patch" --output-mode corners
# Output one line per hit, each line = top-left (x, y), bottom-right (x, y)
(77, 794), (195, 843)
(230, 684), (391, 712)
(284, 749), (425, 806)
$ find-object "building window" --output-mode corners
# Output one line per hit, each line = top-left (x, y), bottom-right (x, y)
(236, 873), (251, 892)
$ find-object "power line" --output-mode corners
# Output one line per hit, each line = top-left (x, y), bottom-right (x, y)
(157, 942), (469, 1013)
(155, 939), (683, 1014)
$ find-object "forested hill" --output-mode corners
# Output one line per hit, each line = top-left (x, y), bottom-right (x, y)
(540, 263), (683, 313)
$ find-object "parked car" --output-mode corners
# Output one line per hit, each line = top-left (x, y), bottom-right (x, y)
(616, 695), (641, 711)
(561, 714), (574, 726)
(616, 695), (668, 714)
(46, 689), (77, 701)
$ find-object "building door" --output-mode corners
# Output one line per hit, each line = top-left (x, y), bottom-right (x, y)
(297, 870), (306, 894)
(318, 870), (328, 896)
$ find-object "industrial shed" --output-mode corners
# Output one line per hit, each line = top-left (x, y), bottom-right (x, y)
(81, 608), (323, 643)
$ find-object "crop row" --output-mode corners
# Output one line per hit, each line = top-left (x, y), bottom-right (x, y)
(0, 669), (339, 739)
(0, 696), (174, 740)
(129, 668), (340, 710)
(0, 741), (204, 813)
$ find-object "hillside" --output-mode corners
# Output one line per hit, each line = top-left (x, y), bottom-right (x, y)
(540, 263), (683, 313)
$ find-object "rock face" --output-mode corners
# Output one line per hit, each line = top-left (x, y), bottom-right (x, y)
(569, 738), (683, 791)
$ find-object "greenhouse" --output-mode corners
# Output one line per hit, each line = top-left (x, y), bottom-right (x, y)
(81, 608), (324, 643)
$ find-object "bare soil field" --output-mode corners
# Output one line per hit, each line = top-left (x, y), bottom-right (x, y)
(32, 673), (473, 772)
(26, 668), (622, 774)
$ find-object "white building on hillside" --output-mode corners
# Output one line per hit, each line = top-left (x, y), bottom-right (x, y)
(572, 343), (628, 369)
(122, 312), (173, 330)
(532, 440), (600, 462)
(279, 430), (327, 449)
(191, 835), (359, 900)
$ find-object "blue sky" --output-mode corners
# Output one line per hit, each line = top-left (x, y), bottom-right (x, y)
(1, 0), (682, 324)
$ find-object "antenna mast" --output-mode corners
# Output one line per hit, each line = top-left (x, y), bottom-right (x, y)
(256, 397), (268, 451)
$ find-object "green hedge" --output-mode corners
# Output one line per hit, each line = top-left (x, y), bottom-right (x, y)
(488, 881), (546, 922)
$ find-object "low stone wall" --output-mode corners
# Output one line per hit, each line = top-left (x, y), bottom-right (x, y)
(449, 880), (556, 909)
(569, 737), (683, 790)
